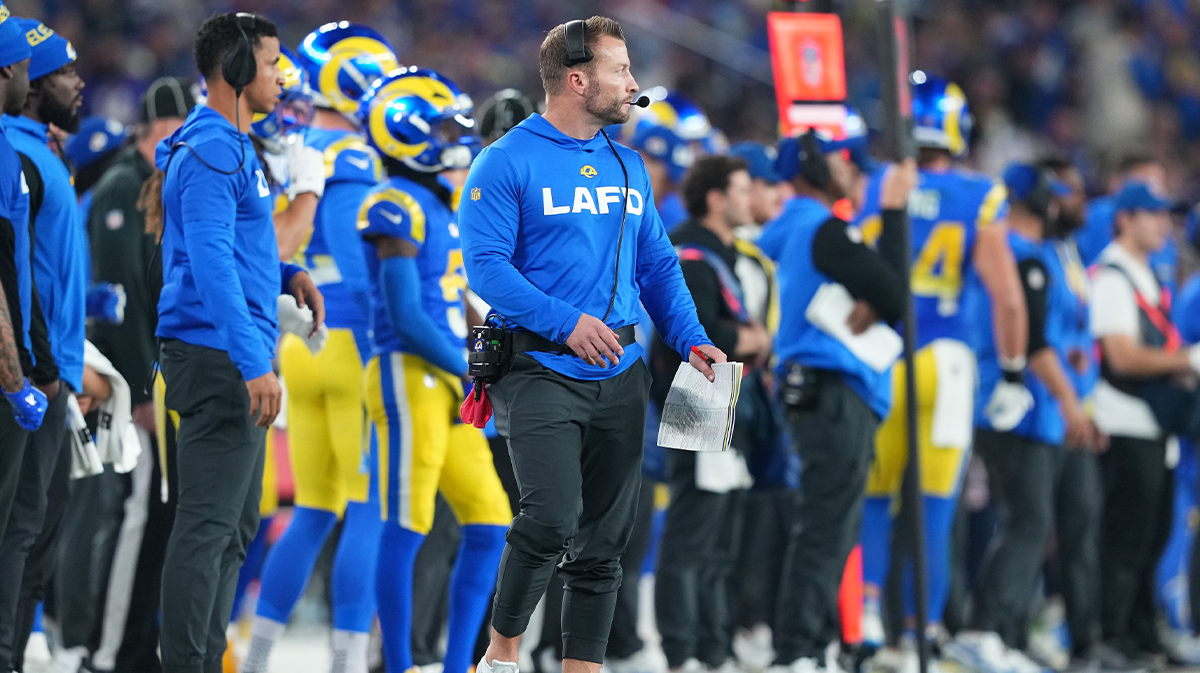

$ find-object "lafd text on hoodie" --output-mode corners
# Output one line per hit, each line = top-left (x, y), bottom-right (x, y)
(458, 113), (711, 381)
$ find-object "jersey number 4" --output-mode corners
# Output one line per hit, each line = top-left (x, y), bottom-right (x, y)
(860, 217), (967, 314)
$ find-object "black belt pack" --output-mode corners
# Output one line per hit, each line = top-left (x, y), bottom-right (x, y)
(779, 362), (821, 411)
(467, 324), (639, 384)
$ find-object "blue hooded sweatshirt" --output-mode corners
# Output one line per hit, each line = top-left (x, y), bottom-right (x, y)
(155, 106), (304, 381)
(458, 113), (710, 381)
(8, 114), (87, 391)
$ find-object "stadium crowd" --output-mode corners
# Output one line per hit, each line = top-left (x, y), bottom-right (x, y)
(0, 4), (1200, 673)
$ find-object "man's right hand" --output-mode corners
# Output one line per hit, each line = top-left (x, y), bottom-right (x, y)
(566, 313), (624, 368)
(737, 322), (772, 361)
(1062, 399), (1096, 450)
(132, 401), (156, 433)
(4, 379), (48, 432)
(246, 371), (282, 428)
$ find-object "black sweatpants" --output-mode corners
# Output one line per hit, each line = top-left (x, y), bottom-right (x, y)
(773, 372), (878, 664)
(734, 490), (793, 631)
(972, 429), (1058, 648)
(655, 451), (743, 669)
(489, 354), (650, 664)
(0, 386), (69, 671)
(1054, 446), (1100, 657)
(1098, 435), (1173, 656)
(159, 340), (266, 673)
(412, 496), (458, 666)
(54, 468), (127, 656)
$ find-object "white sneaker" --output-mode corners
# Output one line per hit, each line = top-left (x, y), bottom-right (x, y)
(1162, 627), (1200, 666)
(22, 631), (53, 666)
(671, 660), (704, 673)
(862, 602), (886, 650)
(734, 625), (775, 671)
(865, 638), (946, 673)
(706, 660), (744, 673)
(51, 645), (88, 673)
(481, 658), (521, 673)
(944, 632), (1016, 673)
(1004, 649), (1049, 673)
(420, 664), (446, 673)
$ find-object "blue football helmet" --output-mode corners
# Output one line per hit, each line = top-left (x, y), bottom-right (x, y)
(641, 89), (712, 141)
(628, 120), (693, 183)
(296, 22), (401, 118)
(359, 67), (479, 172)
(910, 71), (973, 158)
(251, 45), (313, 150)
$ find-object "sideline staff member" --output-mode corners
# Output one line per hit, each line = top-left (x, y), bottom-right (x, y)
(459, 16), (723, 673)
(760, 132), (912, 670)
(0, 3), (51, 609)
(153, 13), (322, 673)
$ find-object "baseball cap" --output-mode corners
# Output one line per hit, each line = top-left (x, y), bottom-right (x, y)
(66, 117), (128, 170)
(140, 76), (196, 123)
(729, 142), (781, 184)
(1002, 163), (1070, 203)
(15, 18), (75, 81)
(1115, 181), (1170, 213)
(0, 5), (32, 69)
(775, 133), (856, 182)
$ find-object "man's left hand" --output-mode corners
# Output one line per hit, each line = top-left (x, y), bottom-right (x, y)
(288, 272), (325, 337)
(688, 344), (728, 383)
(846, 300), (879, 336)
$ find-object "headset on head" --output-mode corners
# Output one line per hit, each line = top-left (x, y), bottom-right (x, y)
(1023, 169), (1056, 226)
(798, 129), (832, 190)
(222, 12), (257, 97)
(170, 12), (259, 177)
(563, 19), (593, 67)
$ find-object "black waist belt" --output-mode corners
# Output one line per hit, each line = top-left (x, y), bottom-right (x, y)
(511, 325), (638, 357)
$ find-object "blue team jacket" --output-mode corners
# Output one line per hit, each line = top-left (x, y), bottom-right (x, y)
(458, 113), (710, 381)
(8, 115), (87, 391)
(155, 106), (303, 381)
(763, 196), (893, 419)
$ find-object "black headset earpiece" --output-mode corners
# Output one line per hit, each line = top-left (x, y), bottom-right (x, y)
(562, 19), (593, 66)
(799, 129), (832, 190)
(221, 12), (257, 96)
(1026, 170), (1055, 225)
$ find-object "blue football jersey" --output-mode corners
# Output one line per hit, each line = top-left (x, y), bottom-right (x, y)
(298, 128), (383, 334)
(855, 168), (1009, 348)
(358, 175), (467, 357)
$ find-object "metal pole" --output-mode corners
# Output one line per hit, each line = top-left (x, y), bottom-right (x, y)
(875, 4), (929, 673)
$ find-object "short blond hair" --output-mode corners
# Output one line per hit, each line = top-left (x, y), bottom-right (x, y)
(538, 16), (624, 96)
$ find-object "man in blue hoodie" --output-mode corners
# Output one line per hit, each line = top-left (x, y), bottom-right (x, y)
(459, 16), (722, 673)
(0, 13), (51, 665)
(0, 17), (90, 671)
(154, 13), (322, 673)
